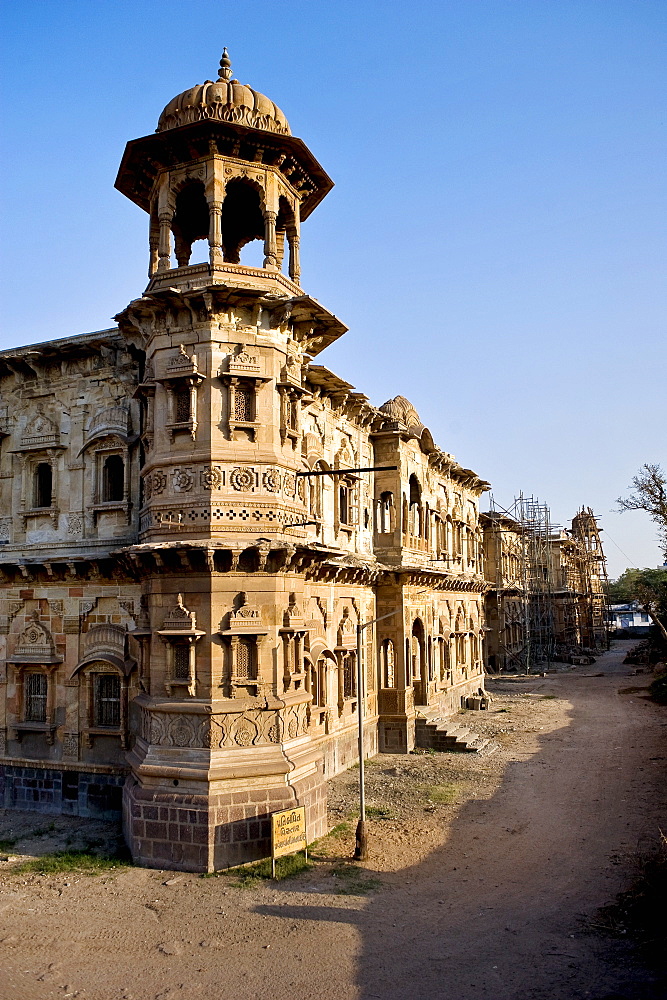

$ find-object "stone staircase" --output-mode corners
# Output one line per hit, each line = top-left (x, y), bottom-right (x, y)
(415, 709), (497, 755)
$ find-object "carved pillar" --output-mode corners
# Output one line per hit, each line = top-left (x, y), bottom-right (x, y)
(287, 228), (300, 284)
(174, 233), (191, 268)
(275, 230), (286, 270)
(263, 210), (278, 269)
(209, 200), (223, 267)
(148, 216), (159, 277)
(157, 212), (172, 272)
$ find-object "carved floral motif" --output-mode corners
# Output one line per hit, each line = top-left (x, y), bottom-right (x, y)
(172, 468), (194, 493)
(201, 466), (223, 490)
(230, 467), (255, 491)
(262, 468), (281, 493)
(152, 471), (167, 494)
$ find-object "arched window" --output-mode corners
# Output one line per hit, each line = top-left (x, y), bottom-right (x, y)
(102, 455), (124, 502)
(34, 463), (52, 508)
(171, 180), (210, 267)
(378, 491), (394, 533)
(221, 179), (264, 264)
(25, 672), (47, 722)
(409, 475), (422, 536)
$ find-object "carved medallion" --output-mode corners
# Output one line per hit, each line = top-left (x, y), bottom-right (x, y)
(201, 466), (223, 490)
(262, 468), (281, 493)
(230, 467), (255, 491)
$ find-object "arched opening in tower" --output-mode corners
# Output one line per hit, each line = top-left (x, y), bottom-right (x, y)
(221, 179), (264, 264)
(171, 181), (210, 266)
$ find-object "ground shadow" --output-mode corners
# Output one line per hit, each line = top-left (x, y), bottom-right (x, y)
(255, 658), (667, 1000)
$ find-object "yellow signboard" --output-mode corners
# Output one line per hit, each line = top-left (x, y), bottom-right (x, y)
(271, 806), (307, 862)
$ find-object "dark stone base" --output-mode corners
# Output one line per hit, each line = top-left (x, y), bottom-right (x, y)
(123, 767), (328, 873)
(0, 763), (126, 820)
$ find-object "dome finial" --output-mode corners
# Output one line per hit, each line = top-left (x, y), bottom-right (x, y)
(218, 47), (232, 82)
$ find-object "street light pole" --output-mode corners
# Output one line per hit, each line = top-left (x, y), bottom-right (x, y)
(354, 607), (399, 860)
(292, 464), (400, 862)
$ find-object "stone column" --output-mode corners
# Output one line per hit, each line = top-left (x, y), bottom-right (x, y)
(287, 228), (300, 284)
(157, 212), (172, 273)
(263, 210), (278, 269)
(208, 200), (223, 267)
(148, 217), (159, 277)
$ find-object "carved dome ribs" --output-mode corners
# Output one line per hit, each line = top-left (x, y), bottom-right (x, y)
(379, 395), (423, 430)
(157, 50), (290, 136)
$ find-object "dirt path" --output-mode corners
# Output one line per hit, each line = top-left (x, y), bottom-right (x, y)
(1, 640), (665, 1000)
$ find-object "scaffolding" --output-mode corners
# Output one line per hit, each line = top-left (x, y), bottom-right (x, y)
(488, 493), (560, 672)
(570, 506), (610, 649)
(486, 496), (610, 672)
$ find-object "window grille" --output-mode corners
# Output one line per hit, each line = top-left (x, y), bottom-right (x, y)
(343, 654), (356, 698)
(34, 463), (52, 508)
(236, 638), (255, 678)
(95, 674), (121, 727)
(174, 387), (191, 423)
(173, 644), (190, 680)
(26, 673), (47, 722)
(234, 386), (253, 422)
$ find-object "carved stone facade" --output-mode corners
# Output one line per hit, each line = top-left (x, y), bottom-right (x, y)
(0, 50), (490, 871)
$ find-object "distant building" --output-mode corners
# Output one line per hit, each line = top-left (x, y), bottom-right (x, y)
(608, 602), (650, 633)
(482, 504), (609, 671)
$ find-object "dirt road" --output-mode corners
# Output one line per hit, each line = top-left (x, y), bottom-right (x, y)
(1, 640), (665, 1000)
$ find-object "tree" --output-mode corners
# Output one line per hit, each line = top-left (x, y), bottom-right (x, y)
(617, 463), (667, 560)
(629, 568), (667, 644)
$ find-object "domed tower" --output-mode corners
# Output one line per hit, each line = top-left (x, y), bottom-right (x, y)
(115, 51), (343, 871)
(117, 48), (333, 288)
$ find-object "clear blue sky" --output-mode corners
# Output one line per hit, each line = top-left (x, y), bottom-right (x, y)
(1, 0), (665, 577)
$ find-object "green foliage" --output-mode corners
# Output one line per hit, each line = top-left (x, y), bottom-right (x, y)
(14, 849), (128, 875)
(327, 822), (351, 837)
(331, 864), (381, 895)
(607, 567), (667, 604)
(425, 783), (458, 804)
(0, 838), (17, 852)
(211, 850), (311, 886)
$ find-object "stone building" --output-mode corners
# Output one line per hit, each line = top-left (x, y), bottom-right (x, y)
(482, 504), (608, 672)
(0, 50), (489, 871)
(480, 512), (526, 672)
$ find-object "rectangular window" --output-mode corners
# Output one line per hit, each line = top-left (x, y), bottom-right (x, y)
(234, 386), (254, 422)
(174, 387), (191, 423)
(343, 654), (356, 698)
(236, 637), (256, 678)
(173, 644), (190, 680)
(95, 674), (121, 727)
(102, 455), (125, 502)
(339, 484), (350, 525)
(34, 463), (53, 508)
(26, 673), (47, 722)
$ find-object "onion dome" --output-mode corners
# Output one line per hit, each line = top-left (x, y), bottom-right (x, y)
(157, 48), (291, 135)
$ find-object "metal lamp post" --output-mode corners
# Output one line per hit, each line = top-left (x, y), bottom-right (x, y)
(291, 464), (400, 862)
(354, 608), (399, 860)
